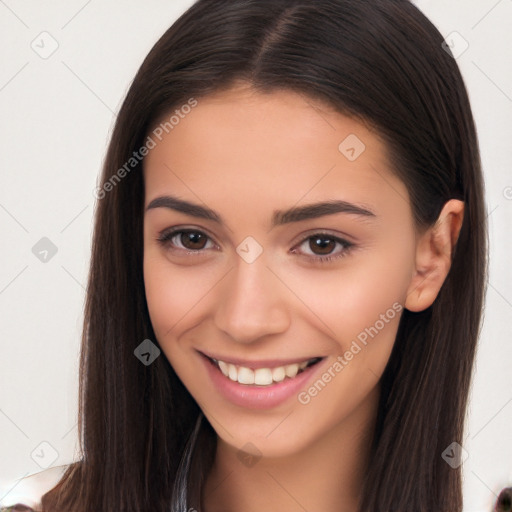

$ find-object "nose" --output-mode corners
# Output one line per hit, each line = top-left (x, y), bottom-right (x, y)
(213, 254), (291, 344)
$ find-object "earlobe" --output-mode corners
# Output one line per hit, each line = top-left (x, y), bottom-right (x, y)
(405, 199), (465, 313)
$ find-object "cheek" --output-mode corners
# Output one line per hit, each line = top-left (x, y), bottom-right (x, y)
(280, 243), (412, 350)
(143, 251), (214, 342)
(143, 255), (208, 384)
(287, 252), (410, 442)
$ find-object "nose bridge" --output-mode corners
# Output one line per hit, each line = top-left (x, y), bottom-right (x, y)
(213, 251), (290, 344)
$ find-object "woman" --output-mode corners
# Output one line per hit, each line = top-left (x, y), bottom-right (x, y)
(4, 0), (494, 510)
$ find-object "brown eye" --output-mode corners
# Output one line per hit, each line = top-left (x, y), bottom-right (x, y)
(179, 230), (208, 250)
(293, 233), (354, 264)
(309, 236), (337, 255)
(157, 229), (215, 253)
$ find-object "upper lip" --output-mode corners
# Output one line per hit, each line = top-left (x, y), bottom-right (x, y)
(199, 350), (323, 370)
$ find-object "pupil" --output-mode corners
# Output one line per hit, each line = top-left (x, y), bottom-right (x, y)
(310, 236), (335, 255)
(182, 231), (206, 250)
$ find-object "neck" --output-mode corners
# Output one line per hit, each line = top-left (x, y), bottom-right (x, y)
(201, 385), (380, 512)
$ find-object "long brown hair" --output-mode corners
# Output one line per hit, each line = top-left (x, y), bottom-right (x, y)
(42, 0), (487, 510)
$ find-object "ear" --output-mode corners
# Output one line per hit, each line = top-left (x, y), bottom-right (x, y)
(405, 199), (465, 312)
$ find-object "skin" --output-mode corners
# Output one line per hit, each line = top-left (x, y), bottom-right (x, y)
(142, 83), (464, 512)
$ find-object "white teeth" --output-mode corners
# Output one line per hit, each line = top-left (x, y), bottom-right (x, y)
(218, 360), (229, 377)
(254, 368), (273, 385)
(272, 366), (286, 382)
(285, 364), (299, 378)
(228, 364), (237, 381)
(213, 358), (315, 386)
(238, 366), (255, 385)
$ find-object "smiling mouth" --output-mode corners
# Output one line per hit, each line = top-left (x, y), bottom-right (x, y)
(204, 355), (324, 386)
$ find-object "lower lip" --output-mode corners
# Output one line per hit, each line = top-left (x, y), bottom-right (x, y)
(200, 353), (325, 410)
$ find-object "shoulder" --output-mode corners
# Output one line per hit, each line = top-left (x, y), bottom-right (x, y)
(0, 464), (71, 512)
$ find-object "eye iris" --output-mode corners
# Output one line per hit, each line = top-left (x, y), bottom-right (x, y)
(310, 236), (335, 255)
(181, 231), (207, 250)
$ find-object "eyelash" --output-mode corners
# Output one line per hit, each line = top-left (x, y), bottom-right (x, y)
(156, 228), (355, 264)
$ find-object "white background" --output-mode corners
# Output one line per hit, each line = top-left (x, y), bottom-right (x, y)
(0, 1), (510, 511)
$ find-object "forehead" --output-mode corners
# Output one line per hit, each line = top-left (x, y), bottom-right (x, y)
(142, 85), (407, 219)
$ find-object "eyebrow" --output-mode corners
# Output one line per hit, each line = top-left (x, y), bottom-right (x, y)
(145, 194), (376, 226)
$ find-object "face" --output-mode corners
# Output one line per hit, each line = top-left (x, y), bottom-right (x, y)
(142, 84), (418, 458)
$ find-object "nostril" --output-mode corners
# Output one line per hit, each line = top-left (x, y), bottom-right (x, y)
(495, 487), (512, 512)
